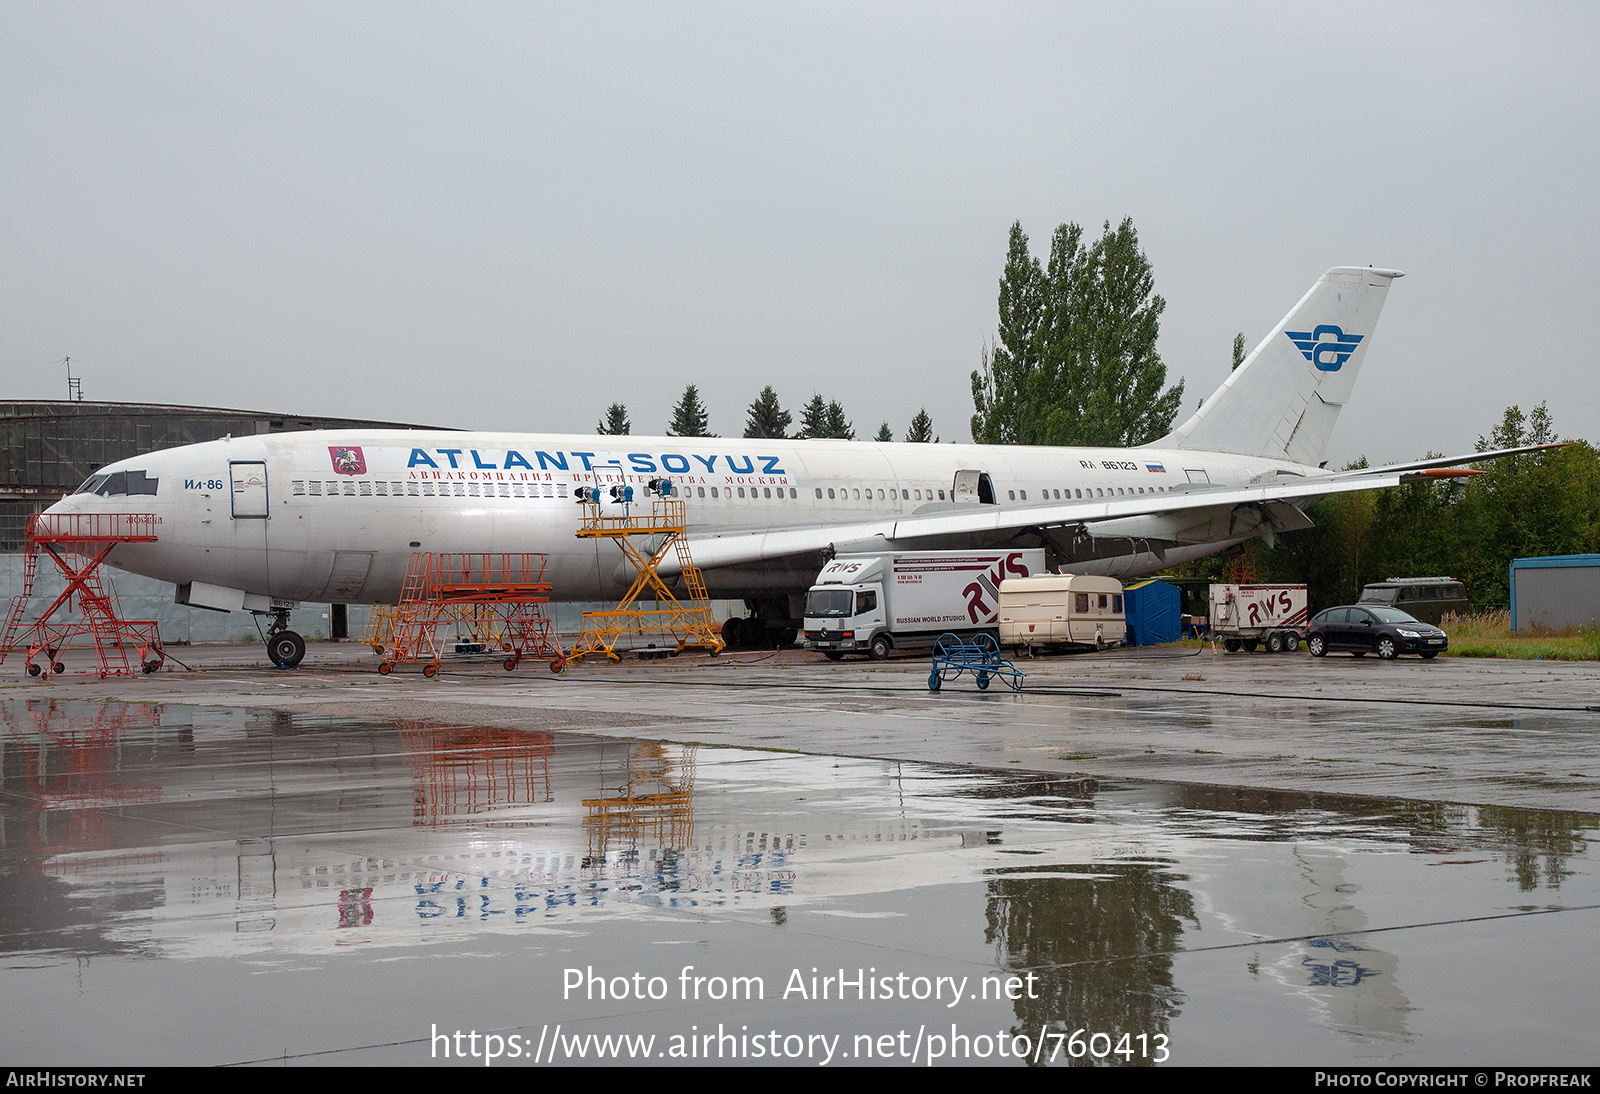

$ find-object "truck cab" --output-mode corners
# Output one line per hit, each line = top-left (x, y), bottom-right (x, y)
(804, 557), (890, 659)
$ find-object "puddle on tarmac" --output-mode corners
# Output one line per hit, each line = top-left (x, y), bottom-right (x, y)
(2, 699), (1596, 1066)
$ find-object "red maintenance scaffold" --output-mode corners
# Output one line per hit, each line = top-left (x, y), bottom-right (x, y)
(1, 512), (166, 678)
(377, 552), (564, 678)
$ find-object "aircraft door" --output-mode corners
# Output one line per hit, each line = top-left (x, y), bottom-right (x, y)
(227, 459), (275, 596)
(952, 470), (997, 504)
(230, 461), (269, 519)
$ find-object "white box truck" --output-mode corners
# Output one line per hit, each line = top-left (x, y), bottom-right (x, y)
(803, 549), (1046, 660)
(1208, 583), (1309, 653)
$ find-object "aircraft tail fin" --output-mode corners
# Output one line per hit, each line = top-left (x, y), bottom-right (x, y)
(1156, 266), (1402, 466)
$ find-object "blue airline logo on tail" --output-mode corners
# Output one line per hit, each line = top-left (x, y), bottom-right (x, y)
(1286, 325), (1365, 372)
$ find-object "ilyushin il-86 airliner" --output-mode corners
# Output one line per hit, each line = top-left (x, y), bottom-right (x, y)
(46, 266), (1533, 668)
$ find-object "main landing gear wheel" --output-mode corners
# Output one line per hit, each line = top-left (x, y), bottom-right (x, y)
(267, 630), (307, 669)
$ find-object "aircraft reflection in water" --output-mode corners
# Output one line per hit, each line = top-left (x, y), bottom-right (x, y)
(2, 700), (1596, 1058)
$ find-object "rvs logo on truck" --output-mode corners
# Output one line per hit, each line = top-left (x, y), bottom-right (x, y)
(1244, 589), (1306, 626)
(964, 553), (1033, 624)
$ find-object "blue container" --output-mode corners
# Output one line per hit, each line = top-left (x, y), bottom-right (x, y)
(1123, 579), (1182, 646)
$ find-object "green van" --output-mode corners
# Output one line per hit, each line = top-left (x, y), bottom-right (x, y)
(1357, 577), (1468, 625)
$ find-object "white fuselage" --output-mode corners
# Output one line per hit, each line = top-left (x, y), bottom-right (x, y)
(48, 429), (1313, 607)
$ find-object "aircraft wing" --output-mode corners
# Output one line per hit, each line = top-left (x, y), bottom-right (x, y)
(676, 446), (1552, 573)
(1316, 443), (1565, 479)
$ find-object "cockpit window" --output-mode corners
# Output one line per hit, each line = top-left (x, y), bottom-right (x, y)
(80, 470), (159, 497)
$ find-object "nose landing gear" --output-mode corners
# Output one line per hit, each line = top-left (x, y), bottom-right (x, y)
(260, 608), (307, 669)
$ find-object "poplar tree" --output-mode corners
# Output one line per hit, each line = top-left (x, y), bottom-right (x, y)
(971, 222), (1044, 444)
(971, 217), (1184, 447)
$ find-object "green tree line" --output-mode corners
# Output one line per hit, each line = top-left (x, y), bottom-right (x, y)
(1230, 403), (1599, 610)
(597, 384), (940, 443)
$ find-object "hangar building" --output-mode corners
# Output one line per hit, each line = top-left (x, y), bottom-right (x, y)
(2, 400), (441, 643)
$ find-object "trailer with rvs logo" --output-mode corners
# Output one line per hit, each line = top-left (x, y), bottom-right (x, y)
(1208, 583), (1310, 653)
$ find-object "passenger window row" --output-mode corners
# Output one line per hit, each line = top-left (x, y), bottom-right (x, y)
(276, 478), (1174, 505)
(291, 480), (570, 499)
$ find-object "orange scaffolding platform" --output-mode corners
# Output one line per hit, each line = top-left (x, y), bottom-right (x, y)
(582, 740), (698, 857)
(377, 552), (563, 677)
(565, 498), (725, 661)
(1, 512), (165, 678)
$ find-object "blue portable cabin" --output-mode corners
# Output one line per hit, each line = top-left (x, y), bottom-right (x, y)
(1123, 579), (1182, 645)
(1509, 554), (1600, 631)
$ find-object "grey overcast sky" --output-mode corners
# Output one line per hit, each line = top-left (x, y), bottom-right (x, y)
(4, 2), (1596, 465)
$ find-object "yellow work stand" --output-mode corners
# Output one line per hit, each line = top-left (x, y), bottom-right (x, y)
(565, 498), (725, 661)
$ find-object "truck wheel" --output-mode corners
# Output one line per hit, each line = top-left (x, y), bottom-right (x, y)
(1244, 638), (1259, 652)
(869, 635), (891, 661)
(1285, 633), (1300, 652)
(824, 651), (844, 661)
(1223, 638), (1240, 653)
(1266, 632), (1284, 654)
